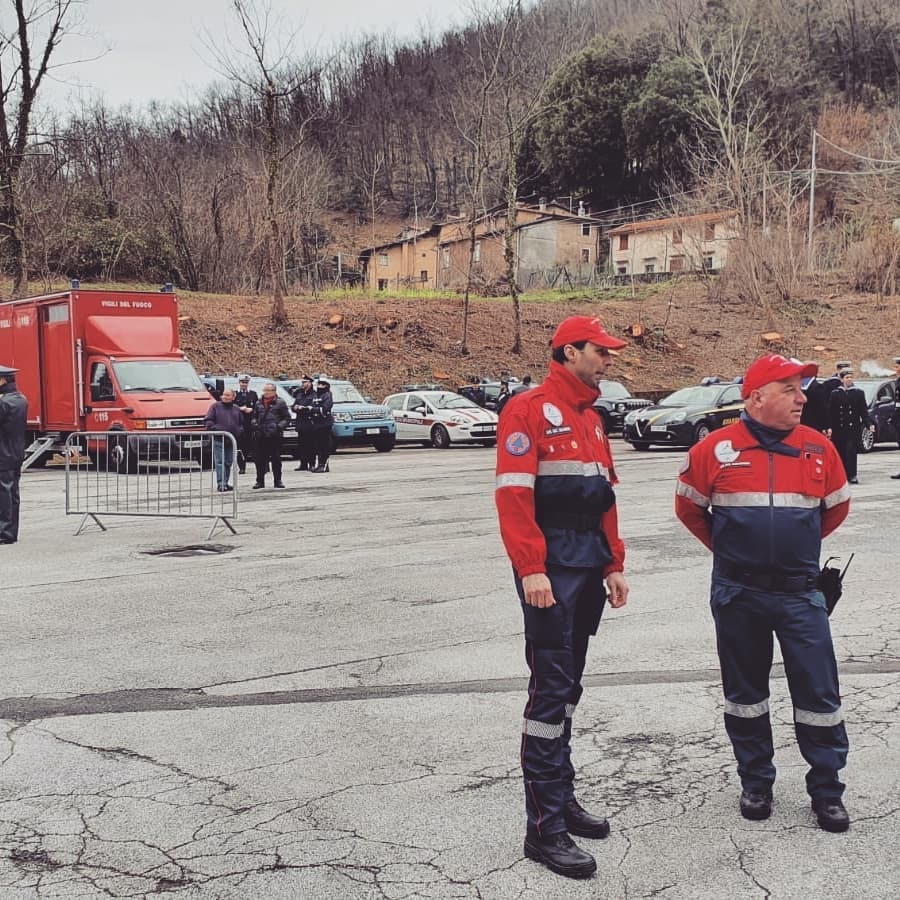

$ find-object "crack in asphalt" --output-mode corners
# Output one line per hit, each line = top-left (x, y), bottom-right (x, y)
(2, 658), (898, 723)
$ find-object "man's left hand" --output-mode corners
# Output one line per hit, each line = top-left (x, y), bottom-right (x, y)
(605, 572), (629, 608)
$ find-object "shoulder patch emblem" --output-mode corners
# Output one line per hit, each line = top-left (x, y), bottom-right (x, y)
(505, 432), (531, 456)
(542, 403), (563, 427)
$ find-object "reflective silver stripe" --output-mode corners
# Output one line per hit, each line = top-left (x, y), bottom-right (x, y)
(723, 698), (769, 718)
(565, 703), (576, 718)
(676, 481), (710, 508)
(712, 492), (820, 509)
(823, 484), (851, 508)
(795, 706), (843, 727)
(496, 473), (535, 489)
(537, 461), (608, 479)
(522, 718), (565, 739)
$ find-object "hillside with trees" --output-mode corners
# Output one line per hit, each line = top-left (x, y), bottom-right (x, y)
(1, 0), (899, 346)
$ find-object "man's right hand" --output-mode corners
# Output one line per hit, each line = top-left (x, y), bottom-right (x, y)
(521, 573), (555, 607)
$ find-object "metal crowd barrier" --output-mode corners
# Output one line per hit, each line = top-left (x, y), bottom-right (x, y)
(64, 431), (238, 539)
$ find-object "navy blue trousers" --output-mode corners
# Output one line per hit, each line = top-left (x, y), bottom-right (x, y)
(517, 565), (606, 836)
(711, 582), (848, 800)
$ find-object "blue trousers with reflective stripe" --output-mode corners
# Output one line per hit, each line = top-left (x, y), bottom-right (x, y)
(516, 565), (606, 835)
(711, 582), (848, 799)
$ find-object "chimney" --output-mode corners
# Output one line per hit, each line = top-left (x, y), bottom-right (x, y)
(538, 197), (547, 211)
(577, 201), (585, 216)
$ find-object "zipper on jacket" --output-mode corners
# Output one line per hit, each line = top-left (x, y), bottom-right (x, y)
(768, 450), (775, 566)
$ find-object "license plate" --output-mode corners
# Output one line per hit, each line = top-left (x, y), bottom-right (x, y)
(650, 425), (668, 433)
(182, 440), (203, 448)
(366, 427), (381, 435)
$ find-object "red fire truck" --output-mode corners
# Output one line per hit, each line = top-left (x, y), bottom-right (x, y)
(0, 286), (213, 470)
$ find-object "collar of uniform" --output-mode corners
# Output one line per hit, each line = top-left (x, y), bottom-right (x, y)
(545, 360), (600, 411)
(727, 418), (808, 452)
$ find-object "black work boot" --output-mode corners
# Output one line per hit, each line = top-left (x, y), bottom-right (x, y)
(811, 797), (850, 833)
(739, 789), (773, 821)
(523, 830), (596, 879)
(564, 798), (610, 839)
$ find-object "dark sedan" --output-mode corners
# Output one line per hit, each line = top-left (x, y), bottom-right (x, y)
(593, 380), (652, 433)
(856, 378), (899, 452)
(623, 382), (744, 450)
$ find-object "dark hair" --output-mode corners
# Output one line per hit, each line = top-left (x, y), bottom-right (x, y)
(551, 340), (586, 364)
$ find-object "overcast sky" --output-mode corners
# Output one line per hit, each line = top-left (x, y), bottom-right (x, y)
(38, 0), (461, 114)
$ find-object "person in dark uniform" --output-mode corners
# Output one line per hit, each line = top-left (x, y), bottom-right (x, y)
(250, 382), (290, 488)
(800, 362), (838, 434)
(0, 364), (28, 545)
(828, 369), (873, 484)
(677, 353), (853, 833)
(309, 378), (334, 473)
(495, 316), (630, 880)
(233, 375), (258, 475)
(292, 376), (317, 471)
(891, 357), (900, 480)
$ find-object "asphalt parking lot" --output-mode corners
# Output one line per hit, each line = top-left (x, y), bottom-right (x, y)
(2, 440), (898, 898)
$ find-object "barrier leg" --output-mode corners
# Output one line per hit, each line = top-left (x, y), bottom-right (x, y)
(75, 513), (107, 536)
(207, 516), (237, 540)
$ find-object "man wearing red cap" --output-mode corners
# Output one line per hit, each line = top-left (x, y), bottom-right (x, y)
(676, 353), (852, 833)
(495, 315), (630, 879)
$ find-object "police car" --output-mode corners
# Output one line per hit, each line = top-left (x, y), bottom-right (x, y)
(855, 377), (899, 451)
(383, 390), (499, 448)
(623, 380), (744, 450)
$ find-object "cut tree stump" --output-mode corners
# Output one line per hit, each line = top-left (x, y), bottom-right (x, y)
(761, 331), (783, 345)
(327, 314), (344, 327)
(321, 342), (337, 352)
(235, 324), (249, 336)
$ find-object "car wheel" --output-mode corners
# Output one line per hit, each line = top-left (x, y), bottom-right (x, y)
(859, 428), (875, 453)
(372, 435), (396, 453)
(630, 441), (651, 451)
(693, 422), (711, 445)
(479, 439), (496, 448)
(431, 424), (451, 449)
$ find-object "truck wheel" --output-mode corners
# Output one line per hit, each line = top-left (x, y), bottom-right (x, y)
(431, 424), (451, 449)
(107, 435), (139, 474)
(372, 435), (396, 453)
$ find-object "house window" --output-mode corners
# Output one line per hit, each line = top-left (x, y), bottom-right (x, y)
(377, 279), (388, 291)
(644, 263), (655, 274)
(581, 248), (590, 264)
(672, 228), (683, 245)
(617, 265), (627, 275)
(670, 256), (684, 273)
(420, 270), (428, 283)
(441, 248), (450, 269)
(581, 223), (591, 237)
(378, 253), (389, 267)
(702, 256), (714, 270)
(619, 234), (629, 250)
(473, 241), (481, 263)
(704, 222), (716, 240)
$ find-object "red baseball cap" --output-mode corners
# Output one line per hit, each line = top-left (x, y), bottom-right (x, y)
(550, 316), (627, 351)
(741, 354), (818, 399)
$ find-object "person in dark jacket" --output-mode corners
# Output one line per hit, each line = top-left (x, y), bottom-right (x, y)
(891, 357), (900, 480)
(828, 369), (873, 484)
(250, 383), (290, 488)
(0, 364), (28, 545)
(291, 375), (317, 471)
(233, 375), (259, 475)
(204, 389), (243, 491)
(309, 378), (334, 473)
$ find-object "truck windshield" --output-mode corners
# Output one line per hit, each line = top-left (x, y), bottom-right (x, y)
(113, 360), (205, 393)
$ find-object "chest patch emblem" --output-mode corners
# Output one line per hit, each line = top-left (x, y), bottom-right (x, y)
(714, 440), (740, 464)
(505, 432), (531, 456)
(542, 403), (563, 427)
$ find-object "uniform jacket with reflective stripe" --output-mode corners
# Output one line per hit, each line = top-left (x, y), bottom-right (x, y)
(675, 419), (850, 576)
(0, 383), (27, 469)
(495, 361), (625, 578)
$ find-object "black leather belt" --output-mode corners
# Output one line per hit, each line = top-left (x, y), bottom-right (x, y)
(537, 510), (599, 532)
(717, 560), (818, 593)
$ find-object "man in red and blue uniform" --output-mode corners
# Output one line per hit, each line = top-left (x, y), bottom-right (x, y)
(676, 354), (852, 832)
(496, 316), (629, 879)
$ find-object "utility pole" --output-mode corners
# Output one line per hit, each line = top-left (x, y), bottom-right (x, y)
(807, 129), (817, 267)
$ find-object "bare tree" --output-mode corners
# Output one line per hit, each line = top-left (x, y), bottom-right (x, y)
(209, 0), (321, 328)
(0, 0), (81, 297)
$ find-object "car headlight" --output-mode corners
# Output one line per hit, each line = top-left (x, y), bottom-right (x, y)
(669, 411), (687, 423)
(333, 411), (352, 422)
(450, 415), (468, 425)
(144, 419), (167, 429)
(624, 411), (639, 425)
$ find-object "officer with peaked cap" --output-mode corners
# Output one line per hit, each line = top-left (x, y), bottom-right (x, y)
(495, 315), (630, 879)
(828, 368), (873, 484)
(0, 364), (28, 544)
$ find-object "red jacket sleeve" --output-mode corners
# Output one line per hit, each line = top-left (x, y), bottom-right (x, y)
(675, 445), (713, 551)
(495, 401), (547, 577)
(600, 503), (625, 575)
